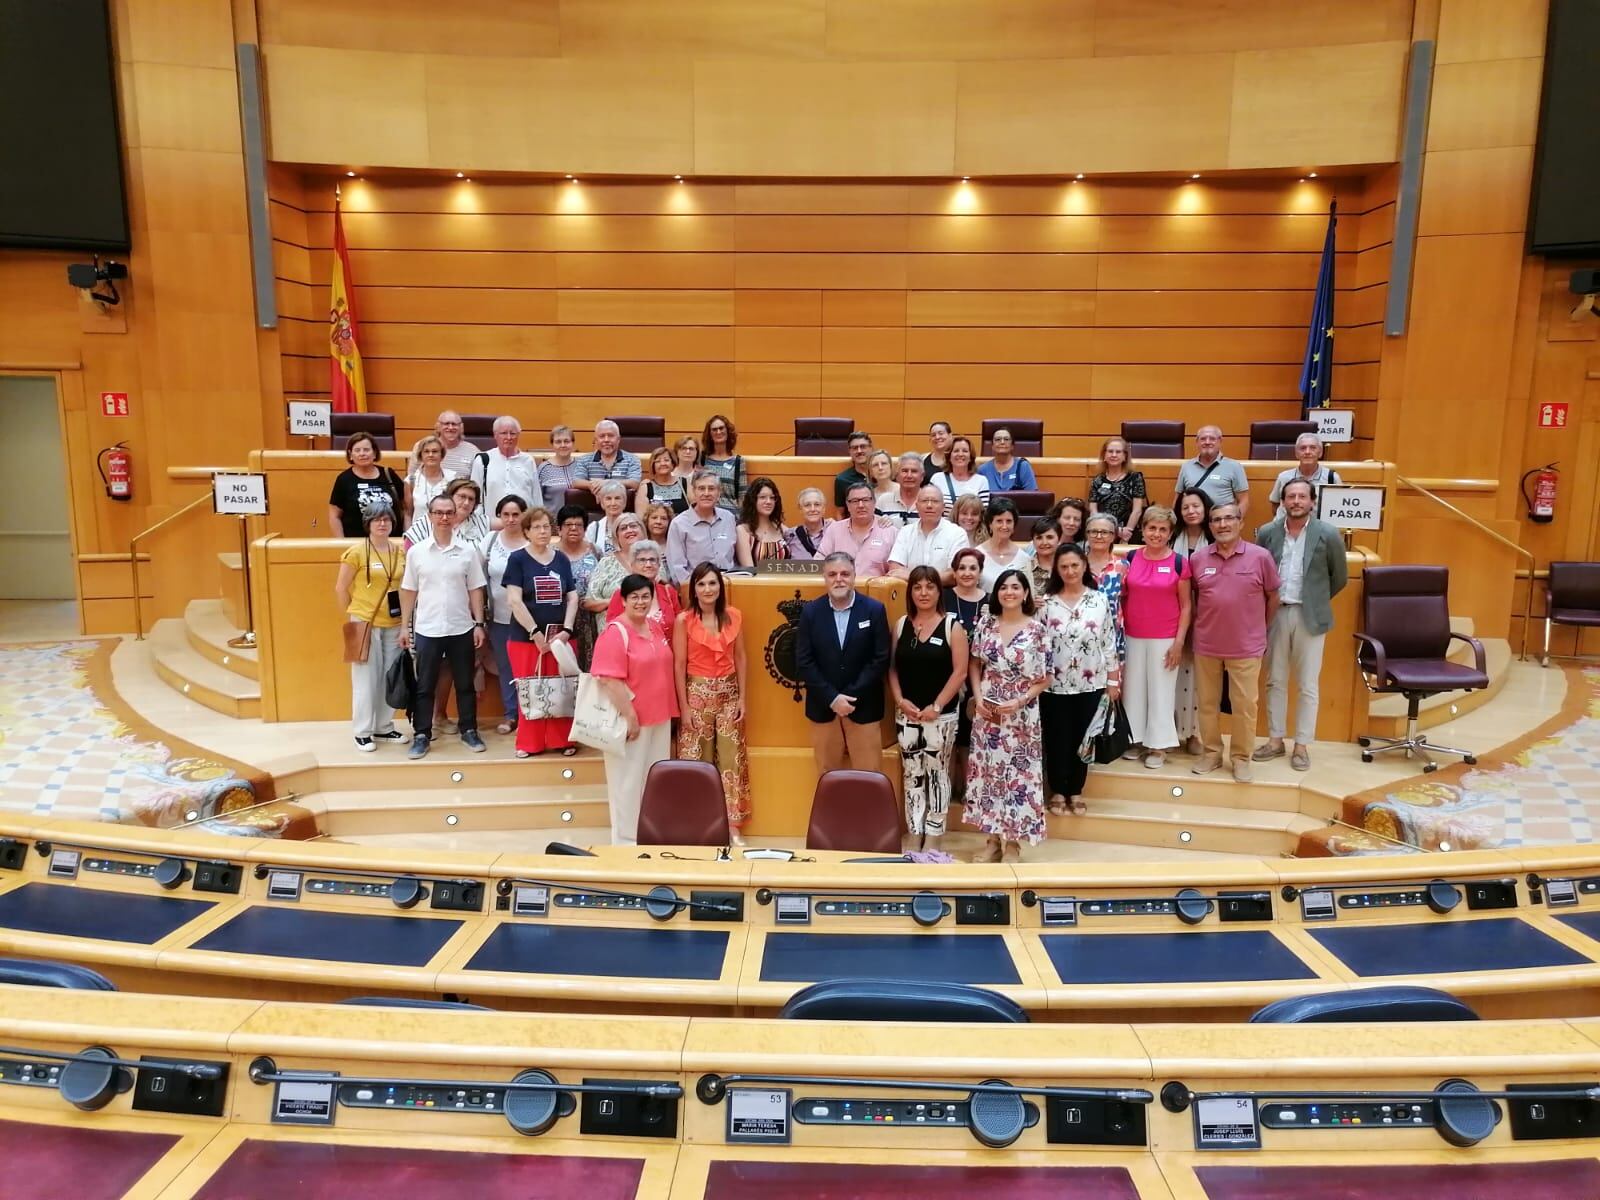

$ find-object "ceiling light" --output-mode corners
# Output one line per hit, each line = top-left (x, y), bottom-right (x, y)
(455, 171), (465, 178)
(1308, 171), (1318, 178)
(961, 176), (970, 181)
(674, 174), (683, 180)
(345, 171), (356, 177)
(1190, 173), (1201, 180)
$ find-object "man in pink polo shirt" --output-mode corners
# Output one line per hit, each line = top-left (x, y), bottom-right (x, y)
(816, 481), (898, 578)
(1188, 502), (1280, 782)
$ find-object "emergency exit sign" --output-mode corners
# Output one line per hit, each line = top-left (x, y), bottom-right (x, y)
(100, 391), (129, 417)
(1539, 402), (1569, 428)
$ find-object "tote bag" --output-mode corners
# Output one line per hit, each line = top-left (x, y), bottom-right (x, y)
(570, 626), (632, 754)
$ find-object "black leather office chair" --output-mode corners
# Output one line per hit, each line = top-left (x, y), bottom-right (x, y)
(1121, 420), (1184, 460)
(0, 958), (116, 990)
(780, 979), (1029, 1023)
(459, 413), (498, 452)
(1249, 419), (1318, 461)
(332, 412), (396, 452)
(1251, 986), (1478, 1023)
(339, 996), (494, 1011)
(1355, 565), (1488, 772)
(981, 419), (1043, 458)
(608, 415), (666, 452)
(1543, 561), (1600, 667)
(795, 417), (855, 456)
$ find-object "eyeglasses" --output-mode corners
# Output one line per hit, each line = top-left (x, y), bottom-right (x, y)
(633, 555), (660, 564)
(1211, 515), (1240, 524)
(1086, 529), (1114, 537)
(847, 495), (874, 504)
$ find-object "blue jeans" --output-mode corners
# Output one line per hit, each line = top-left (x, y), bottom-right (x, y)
(488, 620), (519, 726)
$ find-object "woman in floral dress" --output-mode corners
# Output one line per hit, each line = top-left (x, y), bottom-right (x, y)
(963, 568), (1051, 864)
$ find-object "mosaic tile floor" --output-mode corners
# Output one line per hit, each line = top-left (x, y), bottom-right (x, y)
(0, 640), (262, 827)
(1342, 665), (1600, 853)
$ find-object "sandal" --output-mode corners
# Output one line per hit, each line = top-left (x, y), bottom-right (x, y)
(496, 722), (514, 736)
(514, 750), (533, 760)
(1068, 797), (1088, 816)
(971, 837), (1003, 864)
(559, 745), (580, 757)
(1046, 795), (1070, 817)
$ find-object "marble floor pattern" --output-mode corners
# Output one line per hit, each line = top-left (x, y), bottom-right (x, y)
(0, 639), (263, 825)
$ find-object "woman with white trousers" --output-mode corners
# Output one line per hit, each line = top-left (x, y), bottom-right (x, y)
(1118, 505), (1192, 769)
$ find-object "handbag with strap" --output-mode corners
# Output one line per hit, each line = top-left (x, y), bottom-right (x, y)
(1078, 693), (1133, 765)
(515, 640), (581, 721)
(342, 620), (373, 664)
(570, 625), (632, 753)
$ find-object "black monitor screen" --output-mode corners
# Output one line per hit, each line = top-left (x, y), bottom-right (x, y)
(1529, 0), (1600, 255)
(0, 0), (130, 251)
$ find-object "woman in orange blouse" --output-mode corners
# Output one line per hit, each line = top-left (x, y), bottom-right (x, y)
(672, 563), (751, 842)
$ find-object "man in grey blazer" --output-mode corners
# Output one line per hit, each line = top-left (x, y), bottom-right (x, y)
(1252, 480), (1349, 771)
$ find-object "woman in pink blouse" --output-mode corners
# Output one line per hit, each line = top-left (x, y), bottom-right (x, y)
(1119, 504), (1192, 768)
(591, 573), (680, 845)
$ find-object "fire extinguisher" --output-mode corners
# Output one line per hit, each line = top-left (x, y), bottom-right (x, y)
(97, 443), (132, 501)
(1521, 462), (1559, 524)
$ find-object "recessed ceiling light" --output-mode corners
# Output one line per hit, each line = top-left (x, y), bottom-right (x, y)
(455, 171), (465, 178)
(961, 176), (970, 181)
(565, 174), (574, 180)
(346, 171), (356, 178)
(1308, 171), (1318, 178)
(673, 174), (682, 180)
(1190, 173), (1201, 180)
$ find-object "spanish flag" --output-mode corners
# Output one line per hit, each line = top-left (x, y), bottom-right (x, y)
(328, 196), (367, 413)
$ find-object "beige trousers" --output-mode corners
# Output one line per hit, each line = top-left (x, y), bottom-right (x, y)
(808, 716), (884, 775)
(602, 721), (672, 846)
(1195, 654), (1262, 764)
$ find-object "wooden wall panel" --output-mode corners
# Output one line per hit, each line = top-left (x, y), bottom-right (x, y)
(258, 0), (1408, 176)
(275, 175), (1391, 451)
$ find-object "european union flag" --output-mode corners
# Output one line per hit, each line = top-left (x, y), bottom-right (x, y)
(1300, 201), (1336, 415)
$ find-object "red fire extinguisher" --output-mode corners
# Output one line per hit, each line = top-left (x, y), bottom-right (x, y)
(97, 443), (132, 501)
(1521, 462), (1559, 524)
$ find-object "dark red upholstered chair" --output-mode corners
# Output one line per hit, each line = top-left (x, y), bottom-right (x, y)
(332, 411), (395, 452)
(805, 769), (902, 853)
(795, 417), (855, 456)
(1544, 562), (1600, 667)
(638, 760), (731, 846)
(608, 415), (666, 452)
(1249, 419), (1318, 461)
(1120, 420), (1184, 460)
(1005, 490), (1056, 539)
(980, 419), (1043, 458)
(459, 413), (498, 451)
(1355, 566), (1488, 772)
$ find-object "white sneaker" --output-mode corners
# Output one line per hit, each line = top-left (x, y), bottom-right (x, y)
(354, 737), (375, 753)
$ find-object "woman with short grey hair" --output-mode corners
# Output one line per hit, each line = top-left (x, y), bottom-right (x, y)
(603, 537), (680, 639)
(586, 480), (630, 555)
(586, 512), (646, 635)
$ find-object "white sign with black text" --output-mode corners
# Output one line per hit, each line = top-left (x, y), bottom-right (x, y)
(212, 472), (270, 517)
(1317, 484), (1383, 531)
(1312, 409), (1356, 443)
(288, 399), (332, 437)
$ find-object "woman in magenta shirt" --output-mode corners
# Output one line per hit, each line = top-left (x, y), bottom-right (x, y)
(591, 573), (681, 845)
(1119, 505), (1192, 768)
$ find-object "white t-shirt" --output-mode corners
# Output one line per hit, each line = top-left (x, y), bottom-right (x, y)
(889, 519), (968, 576)
(978, 542), (1030, 591)
(401, 537), (486, 638)
(927, 471), (990, 517)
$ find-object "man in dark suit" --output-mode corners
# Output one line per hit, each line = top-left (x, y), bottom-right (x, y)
(796, 551), (890, 773)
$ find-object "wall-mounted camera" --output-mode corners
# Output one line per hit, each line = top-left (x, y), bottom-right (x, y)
(66, 257), (128, 307)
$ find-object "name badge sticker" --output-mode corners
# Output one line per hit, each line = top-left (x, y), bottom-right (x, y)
(858, 620), (871, 629)
(1204, 567), (1218, 576)
(1157, 566), (1172, 573)
(929, 637), (944, 646)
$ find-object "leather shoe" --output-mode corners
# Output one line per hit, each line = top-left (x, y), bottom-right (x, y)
(1191, 753), (1223, 774)
(1251, 742), (1286, 762)
(1291, 748), (1311, 771)
(1232, 758), (1254, 783)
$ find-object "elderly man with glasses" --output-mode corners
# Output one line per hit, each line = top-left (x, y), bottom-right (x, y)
(1186, 502), (1280, 782)
(817, 481), (899, 579)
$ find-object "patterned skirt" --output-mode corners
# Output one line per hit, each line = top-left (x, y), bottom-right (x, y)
(676, 673), (751, 827)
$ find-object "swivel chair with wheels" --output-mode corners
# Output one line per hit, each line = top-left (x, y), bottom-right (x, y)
(1354, 566), (1488, 772)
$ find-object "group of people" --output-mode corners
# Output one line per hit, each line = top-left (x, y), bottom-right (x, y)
(332, 408), (1349, 858)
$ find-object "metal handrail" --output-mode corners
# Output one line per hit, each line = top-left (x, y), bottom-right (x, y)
(129, 493), (213, 640)
(1394, 473), (1533, 661)
(1319, 817), (1432, 853)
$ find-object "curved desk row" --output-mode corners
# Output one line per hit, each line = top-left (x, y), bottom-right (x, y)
(5, 818), (1600, 1019)
(6, 988), (1600, 1198)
